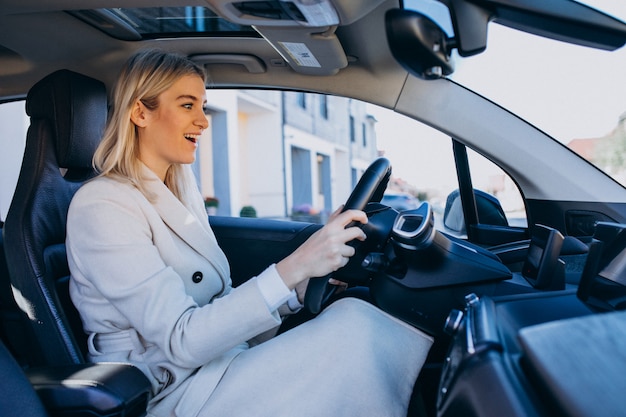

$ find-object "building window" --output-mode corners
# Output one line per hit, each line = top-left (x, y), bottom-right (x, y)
(297, 92), (306, 109)
(320, 95), (328, 119)
(350, 116), (355, 142)
(362, 123), (367, 147)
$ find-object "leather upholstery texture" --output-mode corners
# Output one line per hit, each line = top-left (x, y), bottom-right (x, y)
(4, 69), (107, 366)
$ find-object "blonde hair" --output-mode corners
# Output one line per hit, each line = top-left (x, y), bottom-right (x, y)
(93, 49), (206, 201)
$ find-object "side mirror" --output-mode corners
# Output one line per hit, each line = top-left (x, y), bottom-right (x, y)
(385, 9), (455, 79)
(443, 188), (508, 233)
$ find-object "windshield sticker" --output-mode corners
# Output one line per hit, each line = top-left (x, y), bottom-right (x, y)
(278, 42), (321, 68)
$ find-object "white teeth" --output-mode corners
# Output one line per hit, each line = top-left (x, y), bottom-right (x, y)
(184, 134), (199, 141)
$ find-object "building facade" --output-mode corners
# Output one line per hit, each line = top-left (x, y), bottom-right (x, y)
(200, 89), (379, 220)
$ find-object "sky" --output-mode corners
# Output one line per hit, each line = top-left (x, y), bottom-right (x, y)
(370, 1), (626, 190)
(452, 23), (626, 143)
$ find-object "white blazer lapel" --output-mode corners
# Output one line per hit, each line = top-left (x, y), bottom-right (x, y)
(141, 166), (230, 281)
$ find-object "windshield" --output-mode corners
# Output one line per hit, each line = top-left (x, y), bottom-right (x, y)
(406, 0), (626, 187)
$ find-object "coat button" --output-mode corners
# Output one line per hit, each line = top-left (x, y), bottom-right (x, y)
(192, 271), (203, 283)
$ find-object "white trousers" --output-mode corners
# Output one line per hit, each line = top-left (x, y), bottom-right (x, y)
(192, 298), (434, 417)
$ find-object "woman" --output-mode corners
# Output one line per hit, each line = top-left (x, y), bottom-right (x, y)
(66, 49), (433, 417)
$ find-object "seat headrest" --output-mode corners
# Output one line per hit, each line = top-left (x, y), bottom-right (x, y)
(26, 69), (107, 169)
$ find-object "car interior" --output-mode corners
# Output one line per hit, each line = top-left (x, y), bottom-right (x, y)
(2, 1), (626, 417)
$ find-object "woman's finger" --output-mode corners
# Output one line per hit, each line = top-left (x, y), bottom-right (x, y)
(328, 278), (348, 285)
(336, 209), (368, 227)
(342, 223), (366, 242)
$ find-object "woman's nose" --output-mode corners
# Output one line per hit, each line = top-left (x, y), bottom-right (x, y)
(197, 112), (209, 130)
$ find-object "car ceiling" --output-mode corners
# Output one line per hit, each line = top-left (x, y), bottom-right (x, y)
(0, 0), (409, 110)
(2, 0), (625, 105)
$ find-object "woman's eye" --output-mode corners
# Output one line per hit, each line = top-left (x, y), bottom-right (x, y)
(183, 103), (193, 110)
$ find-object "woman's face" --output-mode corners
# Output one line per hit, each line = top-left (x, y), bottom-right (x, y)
(133, 74), (208, 180)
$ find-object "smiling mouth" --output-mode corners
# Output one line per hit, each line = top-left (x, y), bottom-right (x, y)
(184, 134), (199, 144)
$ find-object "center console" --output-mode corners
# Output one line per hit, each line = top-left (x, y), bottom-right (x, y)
(436, 290), (594, 417)
(437, 221), (626, 417)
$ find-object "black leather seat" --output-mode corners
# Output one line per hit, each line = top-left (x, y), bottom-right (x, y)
(0, 332), (151, 417)
(0, 225), (37, 367)
(2, 70), (152, 417)
(3, 69), (106, 367)
(0, 337), (49, 417)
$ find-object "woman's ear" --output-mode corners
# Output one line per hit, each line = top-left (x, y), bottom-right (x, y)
(130, 100), (149, 128)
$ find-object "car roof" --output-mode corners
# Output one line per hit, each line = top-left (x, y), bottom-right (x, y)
(0, 0), (406, 108)
(4, 0), (623, 104)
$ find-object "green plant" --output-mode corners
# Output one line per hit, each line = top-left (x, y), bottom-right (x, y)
(204, 197), (219, 208)
(240, 205), (257, 218)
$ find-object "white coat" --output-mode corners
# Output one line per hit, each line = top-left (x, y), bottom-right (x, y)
(67, 165), (433, 417)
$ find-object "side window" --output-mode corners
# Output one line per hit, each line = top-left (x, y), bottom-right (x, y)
(198, 89), (526, 241)
(467, 148), (527, 229)
(372, 105), (458, 231)
(200, 90), (460, 223)
(0, 101), (27, 221)
(442, 146), (527, 238)
(201, 90), (379, 220)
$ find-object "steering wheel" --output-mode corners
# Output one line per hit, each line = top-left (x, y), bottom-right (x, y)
(304, 157), (392, 314)
(342, 157), (392, 212)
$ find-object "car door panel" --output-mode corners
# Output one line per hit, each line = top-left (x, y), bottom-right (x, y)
(527, 200), (626, 237)
(469, 224), (528, 247)
(210, 216), (320, 287)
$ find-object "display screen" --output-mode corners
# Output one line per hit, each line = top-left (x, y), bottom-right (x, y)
(521, 224), (563, 289)
(526, 243), (544, 270)
(577, 222), (626, 311)
(598, 249), (626, 286)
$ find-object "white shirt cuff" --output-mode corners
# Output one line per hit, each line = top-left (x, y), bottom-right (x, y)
(256, 264), (300, 312)
(286, 292), (303, 312)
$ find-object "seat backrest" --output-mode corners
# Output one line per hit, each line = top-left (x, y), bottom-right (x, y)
(4, 69), (106, 366)
(0, 222), (39, 367)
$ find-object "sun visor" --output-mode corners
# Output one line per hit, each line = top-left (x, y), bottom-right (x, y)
(254, 25), (347, 75)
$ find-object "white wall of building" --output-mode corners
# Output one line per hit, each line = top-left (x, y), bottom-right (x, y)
(0, 101), (28, 220)
(236, 92), (284, 218)
(202, 90), (286, 218)
(203, 90), (242, 216)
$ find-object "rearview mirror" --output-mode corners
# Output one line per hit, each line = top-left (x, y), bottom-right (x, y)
(447, 0), (626, 56)
(385, 9), (455, 79)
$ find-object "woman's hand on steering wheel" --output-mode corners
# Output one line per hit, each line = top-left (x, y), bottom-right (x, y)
(301, 158), (392, 314)
(276, 207), (368, 296)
